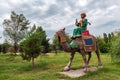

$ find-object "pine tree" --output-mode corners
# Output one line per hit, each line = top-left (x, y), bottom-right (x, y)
(20, 25), (48, 68)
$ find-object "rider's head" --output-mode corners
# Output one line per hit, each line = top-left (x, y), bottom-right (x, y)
(81, 13), (86, 19)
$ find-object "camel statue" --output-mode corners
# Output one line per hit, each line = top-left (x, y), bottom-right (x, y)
(55, 28), (102, 71)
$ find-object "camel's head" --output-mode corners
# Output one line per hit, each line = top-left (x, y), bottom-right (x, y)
(55, 28), (67, 43)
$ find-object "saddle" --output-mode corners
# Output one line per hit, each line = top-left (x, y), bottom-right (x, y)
(82, 30), (96, 52)
(71, 30), (97, 52)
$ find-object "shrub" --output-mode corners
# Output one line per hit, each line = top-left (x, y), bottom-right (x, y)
(111, 36), (120, 62)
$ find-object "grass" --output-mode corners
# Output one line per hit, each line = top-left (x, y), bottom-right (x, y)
(0, 52), (120, 80)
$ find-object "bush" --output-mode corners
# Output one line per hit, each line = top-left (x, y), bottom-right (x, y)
(97, 37), (110, 53)
(111, 36), (120, 62)
(99, 43), (110, 53)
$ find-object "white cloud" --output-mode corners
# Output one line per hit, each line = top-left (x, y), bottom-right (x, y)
(107, 5), (118, 10)
(78, 0), (88, 7)
(77, 0), (94, 8)
(0, 0), (120, 43)
(9, 0), (26, 4)
(0, 1), (10, 9)
(33, 0), (57, 12)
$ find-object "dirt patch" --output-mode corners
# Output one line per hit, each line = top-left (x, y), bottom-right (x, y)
(60, 67), (98, 78)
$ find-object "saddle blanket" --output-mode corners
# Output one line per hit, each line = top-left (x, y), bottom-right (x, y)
(82, 35), (96, 52)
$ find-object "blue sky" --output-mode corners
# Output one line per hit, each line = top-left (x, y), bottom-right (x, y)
(0, 0), (120, 43)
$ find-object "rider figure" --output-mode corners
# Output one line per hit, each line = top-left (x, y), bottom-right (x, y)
(72, 13), (91, 38)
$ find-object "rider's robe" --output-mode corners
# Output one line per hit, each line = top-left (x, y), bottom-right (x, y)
(73, 19), (88, 36)
(70, 19), (88, 48)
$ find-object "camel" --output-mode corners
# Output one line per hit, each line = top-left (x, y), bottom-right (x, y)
(55, 28), (102, 71)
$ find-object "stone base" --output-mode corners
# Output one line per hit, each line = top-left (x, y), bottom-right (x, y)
(60, 67), (98, 78)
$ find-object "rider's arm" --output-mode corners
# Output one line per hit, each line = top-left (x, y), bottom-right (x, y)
(75, 19), (79, 26)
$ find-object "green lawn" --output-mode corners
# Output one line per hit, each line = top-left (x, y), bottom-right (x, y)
(0, 52), (120, 80)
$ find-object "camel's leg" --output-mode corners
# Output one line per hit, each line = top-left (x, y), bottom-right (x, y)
(87, 52), (91, 65)
(82, 52), (91, 68)
(63, 52), (75, 71)
(80, 50), (88, 71)
(93, 36), (103, 68)
(95, 48), (103, 68)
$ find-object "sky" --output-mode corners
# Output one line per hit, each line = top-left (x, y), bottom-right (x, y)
(0, 0), (120, 43)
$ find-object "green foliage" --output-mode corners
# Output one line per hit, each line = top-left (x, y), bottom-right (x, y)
(39, 27), (50, 53)
(41, 38), (50, 53)
(111, 35), (120, 62)
(0, 40), (11, 53)
(20, 52), (31, 61)
(65, 33), (72, 44)
(52, 35), (59, 47)
(20, 25), (44, 61)
(97, 37), (109, 53)
(103, 33), (108, 43)
(20, 25), (49, 68)
(3, 11), (30, 53)
(108, 33), (112, 42)
(99, 43), (110, 53)
(97, 32), (116, 53)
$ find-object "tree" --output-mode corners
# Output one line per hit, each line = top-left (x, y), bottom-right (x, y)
(3, 11), (30, 54)
(111, 32), (114, 37)
(111, 35), (120, 62)
(52, 36), (59, 47)
(38, 27), (50, 54)
(108, 33), (112, 42)
(110, 30), (120, 62)
(97, 36), (109, 53)
(103, 33), (108, 43)
(41, 39), (50, 54)
(20, 25), (47, 68)
(0, 40), (11, 53)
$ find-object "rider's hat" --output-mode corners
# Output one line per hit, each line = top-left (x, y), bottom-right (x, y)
(81, 13), (86, 17)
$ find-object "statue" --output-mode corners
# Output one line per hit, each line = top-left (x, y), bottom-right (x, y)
(72, 13), (91, 39)
(55, 15), (102, 71)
